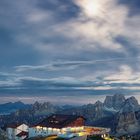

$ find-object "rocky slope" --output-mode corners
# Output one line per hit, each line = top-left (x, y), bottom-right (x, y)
(0, 101), (60, 127)
(104, 94), (125, 110)
(116, 96), (140, 135)
(0, 94), (140, 136)
(58, 95), (140, 135)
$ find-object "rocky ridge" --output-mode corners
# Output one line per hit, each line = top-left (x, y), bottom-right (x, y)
(0, 94), (140, 136)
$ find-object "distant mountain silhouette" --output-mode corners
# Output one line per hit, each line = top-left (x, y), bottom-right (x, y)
(0, 94), (140, 136)
(0, 101), (31, 115)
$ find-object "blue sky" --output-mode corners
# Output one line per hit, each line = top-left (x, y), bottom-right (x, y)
(0, 0), (140, 104)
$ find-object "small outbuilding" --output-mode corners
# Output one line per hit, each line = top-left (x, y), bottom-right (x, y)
(6, 123), (29, 140)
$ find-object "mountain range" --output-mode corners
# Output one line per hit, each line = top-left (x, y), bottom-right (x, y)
(0, 94), (140, 136)
(0, 101), (31, 115)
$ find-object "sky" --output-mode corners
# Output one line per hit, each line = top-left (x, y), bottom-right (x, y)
(0, 0), (140, 105)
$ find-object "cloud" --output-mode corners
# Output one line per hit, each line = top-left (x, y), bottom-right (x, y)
(15, 61), (83, 72)
(0, 0), (140, 103)
(1, 64), (140, 91)
(104, 65), (140, 84)
(1, 0), (139, 54)
(20, 0), (140, 63)
(0, 0), (140, 70)
(15, 57), (140, 73)
(104, 65), (132, 81)
(60, 0), (139, 52)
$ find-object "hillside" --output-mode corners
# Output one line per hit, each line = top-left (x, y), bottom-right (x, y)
(0, 94), (140, 136)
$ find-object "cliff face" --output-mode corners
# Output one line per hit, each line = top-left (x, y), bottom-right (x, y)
(94, 101), (104, 119)
(0, 94), (140, 136)
(0, 101), (60, 127)
(31, 101), (58, 115)
(75, 95), (140, 135)
(104, 94), (125, 110)
(116, 96), (140, 135)
(116, 112), (140, 135)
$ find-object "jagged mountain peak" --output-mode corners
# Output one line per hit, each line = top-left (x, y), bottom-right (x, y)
(32, 101), (54, 110)
(116, 96), (140, 135)
(0, 95), (140, 136)
(94, 101), (103, 107)
(33, 101), (52, 107)
(95, 100), (103, 104)
(120, 96), (139, 113)
(125, 96), (139, 106)
(104, 94), (125, 110)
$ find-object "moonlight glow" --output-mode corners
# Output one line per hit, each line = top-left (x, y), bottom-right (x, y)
(76, 0), (102, 17)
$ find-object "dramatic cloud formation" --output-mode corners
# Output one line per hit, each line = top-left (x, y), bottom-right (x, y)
(0, 0), (140, 104)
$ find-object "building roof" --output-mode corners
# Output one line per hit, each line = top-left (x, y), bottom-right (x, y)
(7, 124), (22, 128)
(7, 123), (27, 128)
(36, 114), (85, 129)
(16, 131), (28, 137)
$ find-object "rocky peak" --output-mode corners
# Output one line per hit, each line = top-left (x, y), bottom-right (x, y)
(30, 101), (58, 116)
(125, 96), (139, 107)
(32, 101), (54, 111)
(95, 101), (103, 105)
(104, 94), (125, 110)
(92, 101), (104, 119)
(94, 101), (103, 109)
(120, 96), (139, 113)
(116, 96), (140, 135)
(32, 101), (41, 110)
(116, 110), (140, 135)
